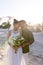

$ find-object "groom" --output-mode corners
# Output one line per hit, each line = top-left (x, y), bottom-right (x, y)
(19, 20), (34, 65)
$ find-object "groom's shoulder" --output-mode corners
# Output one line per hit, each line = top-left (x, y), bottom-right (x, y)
(23, 27), (31, 34)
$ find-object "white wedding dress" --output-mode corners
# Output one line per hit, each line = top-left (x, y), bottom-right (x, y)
(6, 29), (23, 65)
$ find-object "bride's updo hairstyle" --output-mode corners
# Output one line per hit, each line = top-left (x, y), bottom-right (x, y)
(13, 19), (19, 24)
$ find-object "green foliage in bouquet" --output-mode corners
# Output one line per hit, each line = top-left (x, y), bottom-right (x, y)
(11, 36), (25, 47)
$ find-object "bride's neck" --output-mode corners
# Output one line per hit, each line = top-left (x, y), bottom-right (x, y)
(13, 28), (18, 31)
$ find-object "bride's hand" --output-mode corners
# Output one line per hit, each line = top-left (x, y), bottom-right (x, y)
(13, 46), (19, 53)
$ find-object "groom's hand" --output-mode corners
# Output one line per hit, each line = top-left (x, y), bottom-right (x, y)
(21, 42), (29, 47)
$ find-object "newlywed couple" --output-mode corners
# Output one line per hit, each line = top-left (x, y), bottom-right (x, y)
(7, 19), (34, 65)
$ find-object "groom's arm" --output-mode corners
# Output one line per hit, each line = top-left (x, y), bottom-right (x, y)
(21, 29), (34, 47)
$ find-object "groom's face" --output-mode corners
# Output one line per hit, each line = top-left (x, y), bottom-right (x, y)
(20, 22), (25, 28)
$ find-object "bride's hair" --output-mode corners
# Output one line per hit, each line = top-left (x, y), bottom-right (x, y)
(13, 19), (19, 24)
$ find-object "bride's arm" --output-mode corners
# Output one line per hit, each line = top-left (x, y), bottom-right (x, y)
(7, 31), (11, 39)
(7, 31), (13, 47)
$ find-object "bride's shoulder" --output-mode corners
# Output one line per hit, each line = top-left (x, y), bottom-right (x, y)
(9, 28), (14, 33)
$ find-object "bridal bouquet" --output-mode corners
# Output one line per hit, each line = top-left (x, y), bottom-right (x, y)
(10, 36), (25, 47)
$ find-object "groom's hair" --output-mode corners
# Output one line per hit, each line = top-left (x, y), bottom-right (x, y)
(19, 20), (26, 24)
(13, 19), (19, 24)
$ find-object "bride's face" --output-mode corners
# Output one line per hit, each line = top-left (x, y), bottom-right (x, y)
(13, 23), (19, 30)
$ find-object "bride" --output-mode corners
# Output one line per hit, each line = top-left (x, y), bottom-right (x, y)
(6, 19), (22, 65)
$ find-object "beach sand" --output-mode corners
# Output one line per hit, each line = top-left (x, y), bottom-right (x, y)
(0, 32), (43, 65)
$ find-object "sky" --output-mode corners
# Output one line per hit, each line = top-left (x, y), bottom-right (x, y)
(0, 0), (43, 25)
